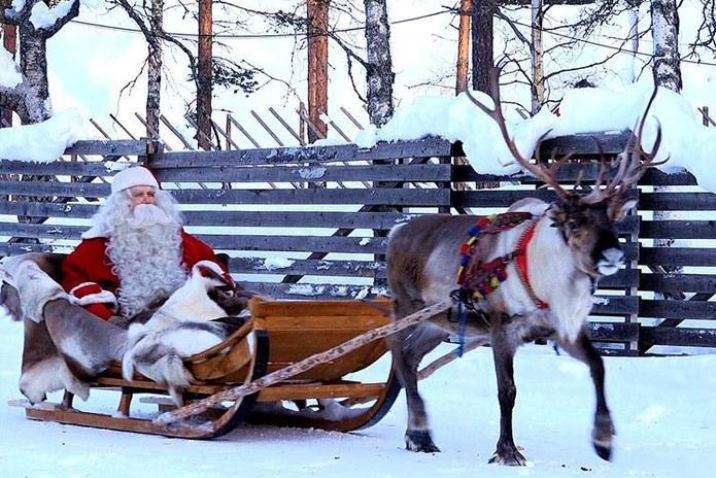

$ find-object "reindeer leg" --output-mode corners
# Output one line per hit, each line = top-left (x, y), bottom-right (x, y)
(489, 319), (527, 466)
(390, 316), (446, 453)
(557, 328), (615, 461)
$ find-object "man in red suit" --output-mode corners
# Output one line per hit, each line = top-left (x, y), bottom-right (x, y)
(62, 166), (225, 320)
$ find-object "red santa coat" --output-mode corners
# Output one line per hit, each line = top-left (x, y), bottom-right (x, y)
(62, 230), (224, 320)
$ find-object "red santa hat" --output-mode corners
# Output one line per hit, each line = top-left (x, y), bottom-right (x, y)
(111, 166), (159, 195)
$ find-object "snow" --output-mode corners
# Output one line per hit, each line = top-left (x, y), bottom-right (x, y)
(262, 257), (295, 271)
(0, 49), (22, 90)
(1, 308), (714, 477)
(0, 109), (88, 162)
(30, 0), (78, 31)
(356, 81), (716, 192)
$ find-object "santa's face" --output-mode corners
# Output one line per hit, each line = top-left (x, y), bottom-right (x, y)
(128, 185), (157, 209)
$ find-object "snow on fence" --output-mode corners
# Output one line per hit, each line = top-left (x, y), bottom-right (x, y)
(0, 135), (714, 355)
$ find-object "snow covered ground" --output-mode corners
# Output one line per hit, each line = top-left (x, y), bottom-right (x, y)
(1, 309), (714, 478)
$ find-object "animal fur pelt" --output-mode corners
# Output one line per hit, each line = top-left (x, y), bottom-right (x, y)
(1, 255), (127, 404)
(121, 260), (253, 405)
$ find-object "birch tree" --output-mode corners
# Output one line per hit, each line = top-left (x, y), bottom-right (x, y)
(651, 0), (682, 91)
(0, 0), (80, 124)
(364, 0), (394, 126)
(650, 0), (683, 286)
(146, 0), (163, 139)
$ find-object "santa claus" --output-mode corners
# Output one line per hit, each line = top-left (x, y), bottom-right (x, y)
(62, 166), (225, 320)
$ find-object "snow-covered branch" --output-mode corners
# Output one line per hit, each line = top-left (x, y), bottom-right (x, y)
(30, 0), (80, 38)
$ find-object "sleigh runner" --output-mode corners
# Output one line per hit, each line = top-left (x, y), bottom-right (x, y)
(16, 297), (403, 438)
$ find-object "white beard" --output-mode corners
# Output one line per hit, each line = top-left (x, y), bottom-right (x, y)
(107, 204), (188, 318)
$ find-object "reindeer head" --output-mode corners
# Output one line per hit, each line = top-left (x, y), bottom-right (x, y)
(192, 260), (236, 292)
(466, 68), (663, 277)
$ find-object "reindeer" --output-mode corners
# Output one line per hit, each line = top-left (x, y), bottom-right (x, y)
(386, 71), (662, 465)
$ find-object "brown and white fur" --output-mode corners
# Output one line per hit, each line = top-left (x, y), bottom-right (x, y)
(386, 70), (662, 465)
(1, 254), (126, 404)
(122, 260), (253, 405)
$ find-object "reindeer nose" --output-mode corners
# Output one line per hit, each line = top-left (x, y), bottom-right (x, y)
(597, 248), (624, 275)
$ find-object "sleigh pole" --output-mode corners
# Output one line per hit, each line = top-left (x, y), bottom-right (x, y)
(154, 299), (452, 429)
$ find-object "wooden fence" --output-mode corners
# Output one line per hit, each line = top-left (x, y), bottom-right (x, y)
(0, 135), (714, 355)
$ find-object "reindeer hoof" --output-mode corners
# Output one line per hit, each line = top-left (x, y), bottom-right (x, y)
(405, 430), (440, 453)
(489, 447), (527, 466)
(592, 414), (615, 461)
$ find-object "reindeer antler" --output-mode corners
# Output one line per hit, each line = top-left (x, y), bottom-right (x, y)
(581, 86), (665, 205)
(464, 66), (571, 201)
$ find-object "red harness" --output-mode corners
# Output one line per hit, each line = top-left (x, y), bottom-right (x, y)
(456, 213), (549, 310)
(515, 222), (549, 310)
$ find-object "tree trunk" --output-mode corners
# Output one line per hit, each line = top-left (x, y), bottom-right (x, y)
(1, 23), (17, 127)
(530, 0), (544, 114)
(627, 1), (639, 83)
(651, 0), (682, 91)
(364, 0), (394, 126)
(651, 0), (682, 289)
(18, 25), (51, 124)
(307, 0), (328, 142)
(146, 0), (163, 140)
(455, 0), (471, 94)
(197, 0), (213, 150)
(471, 0), (495, 94)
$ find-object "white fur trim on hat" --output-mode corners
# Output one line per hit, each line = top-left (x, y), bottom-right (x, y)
(111, 166), (159, 194)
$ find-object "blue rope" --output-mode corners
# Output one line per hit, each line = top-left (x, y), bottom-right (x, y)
(456, 300), (468, 358)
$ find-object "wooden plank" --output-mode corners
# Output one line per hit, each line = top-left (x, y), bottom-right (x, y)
(0, 242), (54, 256)
(640, 247), (716, 267)
(0, 223), (86, 241)
(243, 282), (384, 300)
(639, 299), (716, 320)
(639, 326), (716, 348)
(155, 164), (452, 183)
(597, 269), (639, 289)
(229, 257), (385, 278)
(169, 188), (450, 207)
(638, 192), (716, 211)
(639, 169), (698, 186)
(0, 180), (109, 198)
(591, 296), (639, 316)
(453, 189), (639, 209)
(0, 205), (417, 229)
(640, 221), (716, 239)
(26, 406), (159, 435)
(182, 210), (418, 230)
(256, 382), (385, 401)
(151, 138), (453, 168)
(0, 201), (98, 219)
(64, 140), (147, 157)
(202, 235), (389, 254)
(250, 298), (390, 318)
(0, 160), (118, 176)
(640, 273), (716, 294)
(586, 321), (640, 342)
(0, 182), (448, 205)
(538, 131), (631, 157)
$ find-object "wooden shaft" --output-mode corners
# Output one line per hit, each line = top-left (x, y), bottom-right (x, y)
(153, 300), (451, 427)
(307, 0), (329, 142)
(118, 389), (133, 416)
(455, 0), (471, 94)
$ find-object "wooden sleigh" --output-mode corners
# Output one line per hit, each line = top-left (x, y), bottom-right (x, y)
(19, 297), (401, 439)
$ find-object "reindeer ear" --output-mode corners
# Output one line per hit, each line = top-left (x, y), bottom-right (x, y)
(609, 199), (638, 221)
